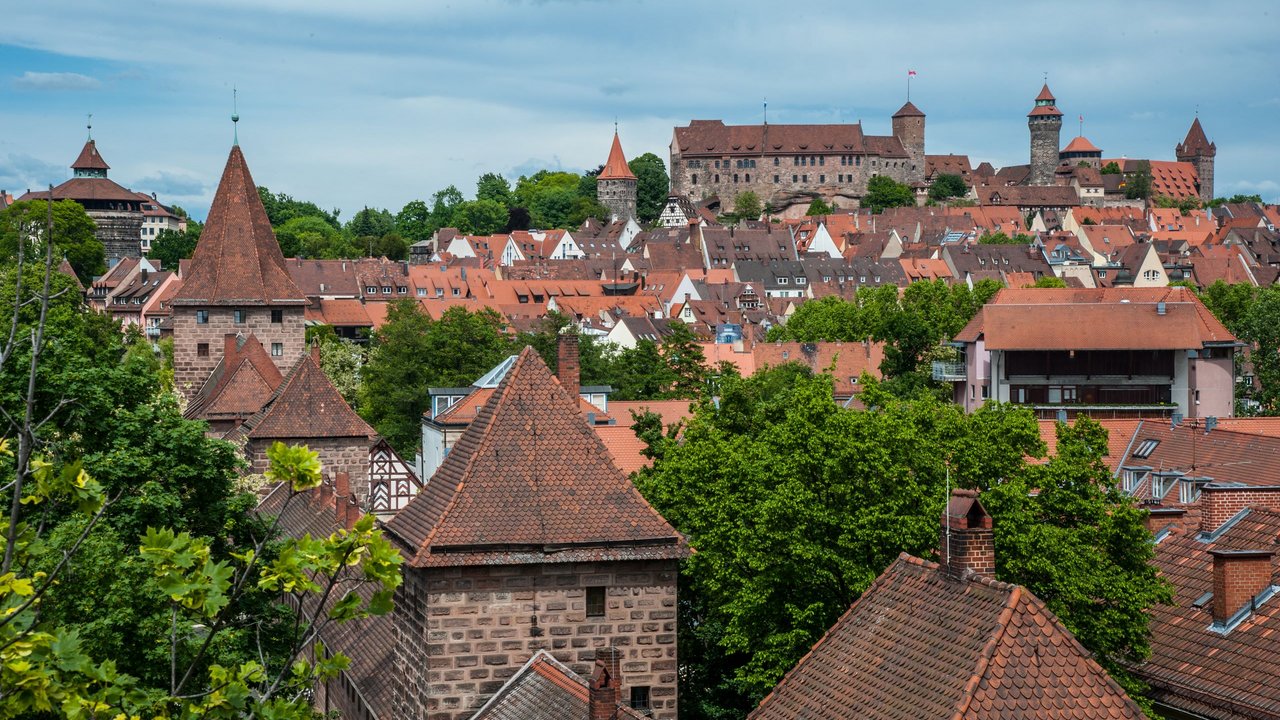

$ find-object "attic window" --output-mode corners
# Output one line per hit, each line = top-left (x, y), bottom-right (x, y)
(1132, 439), (1159, 459)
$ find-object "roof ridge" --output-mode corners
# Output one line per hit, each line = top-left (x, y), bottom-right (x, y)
(950, 585), (1021, 720)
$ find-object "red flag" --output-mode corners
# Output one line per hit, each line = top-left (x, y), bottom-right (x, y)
(908, 70), (918, 77)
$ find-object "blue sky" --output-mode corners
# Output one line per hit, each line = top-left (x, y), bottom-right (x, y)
(2, 1), (1277, 221)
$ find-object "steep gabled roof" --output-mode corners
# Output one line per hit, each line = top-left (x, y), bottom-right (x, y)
(471, 650), (648, 720)
(892, 101), (925, 118)
(385, 346), (688, 567)
(71, 139), (110, 171)
(599, 132), (636, 180)
(185, 334), (284, 421)
(1177, 117), (1215, 157)
(244, 351), (375, 440)
(173, 146), (306, 306)
(749, 553), (1143, 720)
(1035, 83), (1056, 103)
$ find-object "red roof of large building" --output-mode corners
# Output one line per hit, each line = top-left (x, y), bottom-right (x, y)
(71, 139), (110, 170)
(598, 132), (636, 180)
(384, 346), (689, 568)
(173, 146), (307, 306)
(749, 551), (1143, 719)
(673, 119), (907, 158)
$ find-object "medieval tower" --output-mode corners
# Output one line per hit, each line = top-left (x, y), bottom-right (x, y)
(1176, 117), (1216, 202)
(891, 101), (926, 184)
(597, 132), (637, 222)
(1027, 84), (1064, 186)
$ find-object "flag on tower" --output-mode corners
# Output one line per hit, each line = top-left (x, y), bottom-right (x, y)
(908, 69), (917, 77)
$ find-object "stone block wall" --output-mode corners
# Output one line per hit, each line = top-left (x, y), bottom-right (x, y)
(393, 559), (680, 720)
(89, 210), (143, 261)
(172, 306), (305, 401)
(598, 178), (637, 222)
(248, 436), (370, 503)
(1028, 116), (1063, 186)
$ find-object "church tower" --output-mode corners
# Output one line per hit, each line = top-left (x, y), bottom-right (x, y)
(891, 101), (926, 184)
(1176, 117), (1216, 203)
(1027, 84), (1063, 186)
(597, 132), (637, 222)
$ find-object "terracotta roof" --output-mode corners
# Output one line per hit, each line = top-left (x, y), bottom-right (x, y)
(753, 341), (884, 397)
(1062, 135), (1101, 154)
(673, 119), (907, 158)
(185, 335), (284, 422)
(892, 101), (925, 118)
(1177, 117), (1215, 157)
(955, 287), (1237, 350)
(315, 298), (372, 327)
(173, 146), (307, 306)
(56, 259), (84, 291)
(1028, 104), (1064, 118)
(749, 553), (1143, 719)
(471, 650), (647, 720)
(71, 139), (110, 170)
(1035, 83), (1057, 103)
(384, 347), (689, 567)
(19, 177), (143, 203)
(599, 132), (636, 180)
(244, 351), (375, 440)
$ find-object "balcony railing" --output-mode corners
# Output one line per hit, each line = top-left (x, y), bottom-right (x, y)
(932, 361), (967, 382)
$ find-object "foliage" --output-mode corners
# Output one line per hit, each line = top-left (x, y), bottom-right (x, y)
(450, 199), (509, 235)
(805, 197), (835, 216)
(1199, 280), (1256, 334)
(275, 215), (357, 259)
(978, 231), (1036, 245)
(1122, 160), (1152, 200)
(476, 172), (514, 207)
(148, 227), (199, 271)
(607, 340), (678, 401)
(659, 320), (709, 398)
(1152, 195), (1201, 215)
(1240, 285), (1280, 414)
(257, 186), (340, 228)
(862, 175), (915, 213)
(0, 199), (106, 283)
(1100, 161), (1122, 175)
(345, 206), (396, 239)
(1032, 275), (1067, 288)
(730, 191), (762, 222)
(629, 153), (670, 225)
(928, 173), (968, 202)
(1206, 194), (1263, 208)
(395, 199), (433, 244)
(359, 301), (511, 455)
(514, 311), (612, 386)
(319, 335), (365, 408)
(514, 171), (607, 229)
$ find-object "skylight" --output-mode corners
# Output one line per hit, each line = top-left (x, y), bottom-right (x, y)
(1132, 439), (1159, 459)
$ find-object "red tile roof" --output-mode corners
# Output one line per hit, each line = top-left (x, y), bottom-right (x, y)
(1062, 135), (1101, 154)
(185, 334), (283, 422)
(1177, 117), (1215, 157)
(384, 347), (689, 567)
(71, 139), (110, 170)
(173, 146), (307, 306)
(599, 132), (636, 180)
(892, 101), (925, 118)
(673, 119), (907, 158)
(470, 650), (647, 720)
(749, 553), (1143, 719)
(19, 177), (144, 203)
(244, 351), (375, 440)
(1035, 83), (1056, 103)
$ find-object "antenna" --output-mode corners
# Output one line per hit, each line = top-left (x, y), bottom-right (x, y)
(944, 464), (951, 568)
(86, 113), (93, 141)
(231, 86), (240, 146)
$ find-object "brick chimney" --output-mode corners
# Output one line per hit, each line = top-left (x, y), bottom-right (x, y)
(1198, 484), (1280, 537)
(224, 333), (240, 362)
(557, 332), (579, 399)
(588, 646), (621, 720)
(940, 488), (995, 578)
(1210, 549), (1275, 625)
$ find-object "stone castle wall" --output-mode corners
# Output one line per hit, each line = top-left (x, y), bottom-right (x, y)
(172, 306), (305, 401)
(598, 178), (637, 222)
(89, 210), (143, 261)
(247, 436), (371, 502)
(393, 559), (680, 720)
(1028, 116), (1062, 186)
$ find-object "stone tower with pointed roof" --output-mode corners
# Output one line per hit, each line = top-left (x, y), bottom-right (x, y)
(1027, 84), (1064, 187)
(597, 132), (637, 222)
(385, 347), (689, 719)
(1176, 117), (1216, 203)
(170, 145), (308, 400)
(891, 101), (926, 184)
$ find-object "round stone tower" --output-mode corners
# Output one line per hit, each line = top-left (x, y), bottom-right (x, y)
(891, 101), (926, 184)
(1027, 84), (1063, 186)
(597, 132), (637, 222)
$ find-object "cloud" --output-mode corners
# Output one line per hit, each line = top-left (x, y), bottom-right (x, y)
(600, 79), (630, 97)
(12, 71), (101, 91)
(0, 153), (66, 192)
(134, 170), (207, 197)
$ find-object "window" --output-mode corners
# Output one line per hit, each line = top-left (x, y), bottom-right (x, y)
(1143, 269), (1159, 280)
(745, 173), (751, 182)
(397, 286), (407, 293)
(195, 310), (208, 324)
(792, 174), (798, 182)
(777, 277), (788, 285)
(1132, 439), (1159, 459)
(197, 343), (209, 357)
(714, 174), (720, 183)
(691, 174), (698, 184)
(417, 288), (426, 296)
(733, 174), (739, 183)
(819, 156), (825, 166)
(774, 174), (780, 183)
(271, 309), (283, 324)
(271, 343), (283, 357)
(234, 309), (246, 324)
(382, 286), (392, 294)
(773, 157), (780, 166)
(819, 175), (825, 183)
(586, 586), (606, 617)
(366, 286), (377, 294)
(629, 687), (651, 711)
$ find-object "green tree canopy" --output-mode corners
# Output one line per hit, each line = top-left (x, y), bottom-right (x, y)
(1100, 161), (1122, 175)
(863, 175), (916, 213)
(257, 185), (340, 228)
(476, 172), (514, 207)
(1123, 160), (1152, 200)
(275, 215), (357, 259)
(395, 199), (433, 243)
(450, 199), (509, 235)
(805, 197), (835, 216)
(978, 231), (1036, 245)
(928, 173), (968, 201)
(346, 206), (396, 238)
(629, 153), (671, 225)
(147, 227), (200, 271)
(732, 191), (763, 221)
(0, 199), (106, 283)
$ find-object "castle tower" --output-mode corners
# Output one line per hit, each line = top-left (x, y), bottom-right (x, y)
(891, 101), (926, 184)
(170, 145), (308, 400)
(71, 139), (110, 179)
(1027, 84), (1064, 186)
(1176, 117), (1216, 203)
(597, 132), (637, 222)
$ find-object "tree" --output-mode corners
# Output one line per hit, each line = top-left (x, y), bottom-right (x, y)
(1123, 160), (1152, 200)
(629, 153), (671, 225)
(148, 227), (199, 270)
(805, 197), (835, 216)
(1100, 162), (1122, 175)
(1208, 194), (1263, 207)
(1033, 275), (1067, 288)
(476, 173), (514, 207)
(1199, 280), (1256, 335)
(978, 231), (1036, 244)
(319, 334), (365, 407)
(660, 320), (709, 398)
(1240, 285), (1280, 414)
(275, 216), (357, 259)
(346, 206), (396, 239)
(607, 340), (678, 401)
(732, 191), (762, 222)
(928, 173), (968, 202)
(257, 186), (340, 228)
(372, 231), (409, 261)
(0, 199), (106, 283)
(450, 199), (509, 235)
(395, 199), (433, 243)
(862, 175), (915, 213)
(429, 185), (466, 230)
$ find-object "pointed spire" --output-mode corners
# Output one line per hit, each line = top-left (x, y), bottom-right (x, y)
(1035, 83), (1055, 103)
(893, 101), (925, 118)
(71, 139), (110, 172)
(599, 131), (635, 180)
(173, 145), (306, 306)
(1178, 117), (1215, 157)
(231, 87), (240, 146)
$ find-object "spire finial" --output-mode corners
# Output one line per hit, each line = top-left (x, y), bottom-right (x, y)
(763, 97), (767, 125)
(86, 113), (93, 141)
(614, 116), (618, 135)
(1043, 71), (1049, 84)
(231, 86), (240, 146)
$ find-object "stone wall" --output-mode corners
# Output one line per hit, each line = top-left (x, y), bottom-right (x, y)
(248, 436), (370, 502)
(670, 148), (917, 212)
(172, 306), (305, 401)
(598, 178), (637, 222)
(89, 210), (143, 261)
(1028, 116), (1062, 186)
(393, 559), (680, 720)
(892, 115), (926, 184)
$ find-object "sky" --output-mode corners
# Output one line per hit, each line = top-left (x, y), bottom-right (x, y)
(1, 0), (1277, 222)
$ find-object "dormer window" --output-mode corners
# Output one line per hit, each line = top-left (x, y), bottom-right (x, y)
(382, 286), (392, 294)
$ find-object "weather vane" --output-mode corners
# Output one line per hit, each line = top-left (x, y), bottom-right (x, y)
(86, 113), (93, 140)
(232, 86), (240, 145)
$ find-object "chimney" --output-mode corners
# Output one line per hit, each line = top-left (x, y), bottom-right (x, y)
(557, 332), (580, 399)
(224, 334), (240, 362)
(939, 489), (995, 578)
(311, 338), (321, 364)
(334, 472), (359, 530)
(588, 647), (622, 720)
(1199, 484), (1280, 537)
(1210, 549), (1275, 625)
